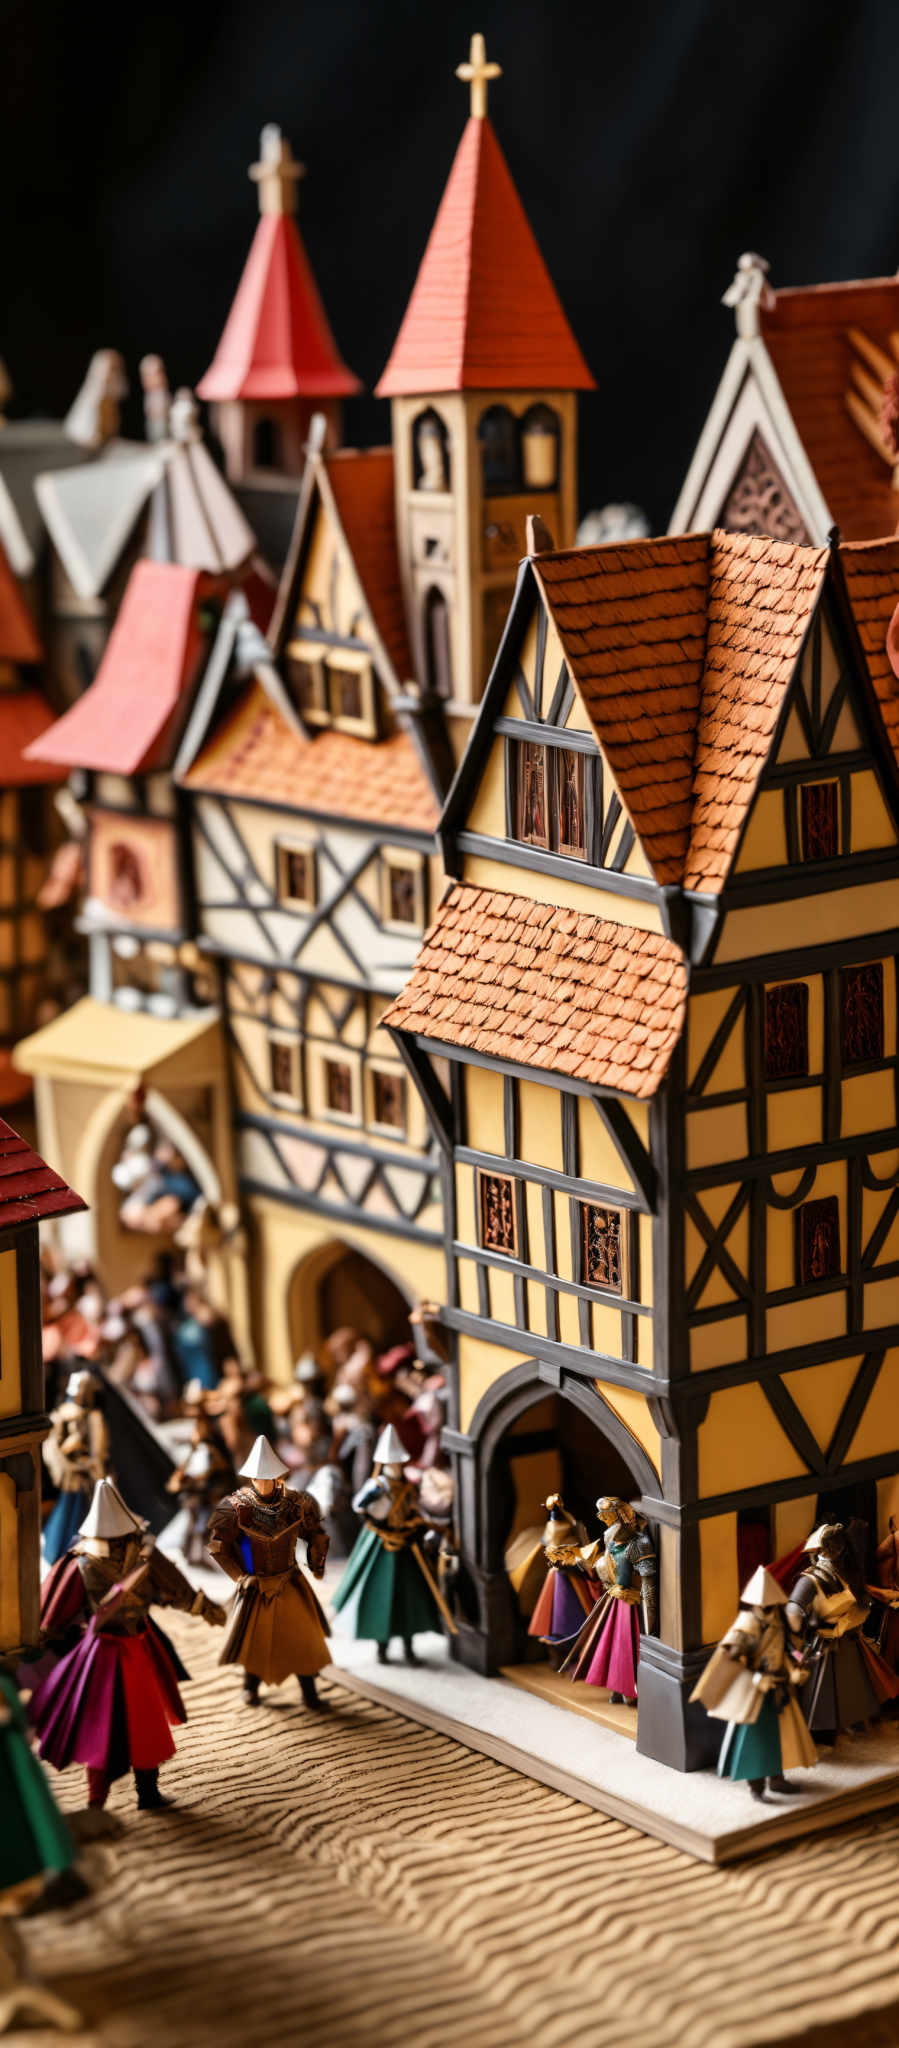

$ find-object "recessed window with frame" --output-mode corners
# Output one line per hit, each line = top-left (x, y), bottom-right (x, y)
(326, 653), (377, 738)
(316, 1048), (362, 1126)
(285, 645), (328, 725)
(765, 982), (809, 1081)
(380, 849), (426, 932)
(800, 780), (839, 862)
(478, 1169), (518, 1257)
(513, 740), (549, 848)
(841, 961), (884, 1067)
(580, 1202), (626, 1296)
(796, 1196), (841, 1285)
(367, 1063), (407, 1135)
(268, 1034), (303, 1107)
(510, 739), (588, 860)
(275, 839), (317, 911)
(555, 748), (586, 858)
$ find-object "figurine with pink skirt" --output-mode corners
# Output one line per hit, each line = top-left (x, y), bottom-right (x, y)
(525, 1495), (600, 1656)
(559, 1496), (656, 1704)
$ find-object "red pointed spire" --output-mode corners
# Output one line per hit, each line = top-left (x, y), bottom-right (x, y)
(377, 43), (593, 398)
(198, 127), (361, 405)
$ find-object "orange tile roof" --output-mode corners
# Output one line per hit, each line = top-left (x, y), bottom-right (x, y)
(683, 532), (828, 892)
(839, 536), (899, 762)
(322, 450), (413, 681)
(0, 540), (42, 664)
(383, 883), (687, 1096)
(760, 279), (899, 542)
(377, 117), (594, 396)
(182, 680), (440, 831)
(534, 537), (709, 885)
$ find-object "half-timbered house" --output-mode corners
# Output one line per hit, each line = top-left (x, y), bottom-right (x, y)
(385, 522), (899, 1769)
(671, 257), (899, 544)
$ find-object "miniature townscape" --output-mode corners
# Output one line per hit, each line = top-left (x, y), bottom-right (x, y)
(4, 18), (899, 2041)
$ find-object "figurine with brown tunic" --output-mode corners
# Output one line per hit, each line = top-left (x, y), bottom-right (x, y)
(785, 1522), (899, 1739)
(30, 1480), (226, 1812)
(691, 1567), (817, 1800)
(206, 1436), (331, 1709)
(42, 1370), (109, 1566)
(332, 1425), (456, 1664)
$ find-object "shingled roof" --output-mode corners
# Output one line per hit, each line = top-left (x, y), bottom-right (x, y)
(383, 884), (687, 1096)
(0, 1118), (85, 1229)
(377, 116), (594, 396)
(321, 450), (413, 682)
(839, 536), (899, 763)
(533, 530), (829, 894)
(759, 278), (899, 543)
(182, 679), (439, 832)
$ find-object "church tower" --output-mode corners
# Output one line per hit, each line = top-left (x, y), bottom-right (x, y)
(377, 36), (594, 750)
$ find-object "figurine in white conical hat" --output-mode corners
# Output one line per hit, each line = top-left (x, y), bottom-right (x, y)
(78, 1478), (143, 1542)
(691, 1557), (817, 1801)
(207, 1428), (331, 1710)
(333, 1419), (454, 1668)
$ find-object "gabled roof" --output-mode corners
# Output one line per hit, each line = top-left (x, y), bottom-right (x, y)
(383, 883), (687, 1097)
(197, 214), (361, 404)
(0, 1117), (85, 1229)
(0, 539), (42, 663)
(0, 421), (85, 578)
(758, 279), (899, 544)
(35, 435), (255, 602)
(26, 561), (208, 775)
(838, 536), (899, 762)
(272, 446), (412, 686)
(181, 678), (439, 832)
(376, 116), (594, 397)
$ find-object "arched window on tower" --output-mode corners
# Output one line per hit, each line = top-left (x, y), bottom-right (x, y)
(423, 586), (453, 700)
(412, 408), (450, 492)
(252, 415), (282, 471)
(520, 403), (560, 491)
(478, 404), (519, 495)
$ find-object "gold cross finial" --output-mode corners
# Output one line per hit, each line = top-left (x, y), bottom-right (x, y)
(250, 125), (305, 217)
(456, 33), (501, 119)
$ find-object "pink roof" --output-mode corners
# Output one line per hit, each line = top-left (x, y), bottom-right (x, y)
(377, 117), (594, 397)
(197, 214), (361, 403)
(26, 561), (206, 775)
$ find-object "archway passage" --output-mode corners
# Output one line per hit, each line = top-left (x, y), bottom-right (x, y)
(287, 1238), (413, 1373)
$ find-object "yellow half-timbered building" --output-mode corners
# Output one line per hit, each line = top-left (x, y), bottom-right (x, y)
(385, 524), (899, 1768)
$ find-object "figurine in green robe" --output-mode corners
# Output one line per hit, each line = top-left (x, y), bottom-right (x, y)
(332, 1426), (455, 1664)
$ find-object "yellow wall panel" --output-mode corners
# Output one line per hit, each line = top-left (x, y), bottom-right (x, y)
(689, 1314), (748, 1371)
(766, 1293), (846, 1353)
(594, 1381), (662, 1483)
(578, 1098), (636, 1191)
(457, 1258), (481, 1317)
(846, 1350), (899, 1463)
(518, 1080), (562, 1171)
(462, 854), (665, 932)
(525, 1180), (546, 1270)
(639, 1214), (653, 1308)
(527, 1282), (547, 1337)
(786, 1356), (862, 1456)
(687, 987), (737, 1087)
(776, 707), (810, 763)
(698, 1384), (806, 1495)
(0, 1251), (21, 1419)
(635, 1317), (654, 1369)
(591, 1301), (622, 1359)
(714, 878), (899, 963)
(686, 1104), (748, 1171)
(554, 1192), (574, 1280)
(767, 1084), (823, 1155)
(466, 731), (508, 839)
(465, 1065), (505, 1149)
(556, 1290), (581, 1349)
(735, 790), (788, 873)
(841, 1071), (896, 1139)
(700, 1514), (739, 1643)
(864, 1277), (899, 1331)
(488, 1267), (517, 1329)
(457, 1333), (528, 1433)
(850, 771), (898, 852)
(773, 1495), (818, 1557)
(455, 1164), (477, 1245)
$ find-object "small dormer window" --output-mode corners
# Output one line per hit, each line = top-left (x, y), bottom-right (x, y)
(510, 739), (587, 859)
(285, 648), (328, 724)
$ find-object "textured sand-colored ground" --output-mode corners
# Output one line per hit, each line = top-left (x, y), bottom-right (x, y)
(18, 1612), (899, 2048)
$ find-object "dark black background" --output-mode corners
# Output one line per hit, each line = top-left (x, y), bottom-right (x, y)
(3, 0), (898, 528)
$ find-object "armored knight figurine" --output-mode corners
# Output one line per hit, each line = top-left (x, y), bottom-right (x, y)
(786, 1522), (899, 1738)
(691, 1566), (817, 1799)
(559, 1496), (656, 1704)
(42, 1370), (109, 1565)
(525, 1496), (600, 1654)
(206, 1436), (331, 1709)
(332, 1425), (455, 1664)
(31, 1479), (225, 1811)
(164, 1386), (235, 1562)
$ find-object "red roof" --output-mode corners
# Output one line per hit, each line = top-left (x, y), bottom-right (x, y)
(0, 1117), (85, 1229)
(759, 278), (899, 543)
(0, 541), (42, 664)
(322, 450), (413, 680)
(0, 689), (66, 785)
(377, 117), (595, 397)
(26, 561), (207, 776)
(197, 213), (361, 404)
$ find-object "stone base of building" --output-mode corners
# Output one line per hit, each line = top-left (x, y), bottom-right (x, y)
(634, 1637), (721, 1772)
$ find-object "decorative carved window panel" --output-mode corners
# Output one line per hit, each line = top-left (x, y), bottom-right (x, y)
(370, 1068), (407, 1132)
(720, 429), (811, 545)
(801, 781), (839, 862)
(514, 740), (549, 848)
(841, 961), (884, 1066)
(796, 1196), (841, 1285)
(556, 749), (585, 857)
(478, 1170), (518, 1256)
(765, 982), (809, 1081)
(511, 740), (588, 859)
(581, 1202), (625, 1295)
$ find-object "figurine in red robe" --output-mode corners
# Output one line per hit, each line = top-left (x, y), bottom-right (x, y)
(30, 1479), (225, 1811)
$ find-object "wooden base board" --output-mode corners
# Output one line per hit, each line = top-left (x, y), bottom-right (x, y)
(500, 1662), (637, 1738)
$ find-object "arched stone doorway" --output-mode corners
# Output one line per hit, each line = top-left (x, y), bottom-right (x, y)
(286, 1237), (413, 1373)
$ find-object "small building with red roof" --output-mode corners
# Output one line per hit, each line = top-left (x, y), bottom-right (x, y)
(198, 124), (360, 486)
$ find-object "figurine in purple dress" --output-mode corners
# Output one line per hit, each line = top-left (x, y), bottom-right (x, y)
(525, 1496), (599, 1652)
(559, 1497), (657, 1704)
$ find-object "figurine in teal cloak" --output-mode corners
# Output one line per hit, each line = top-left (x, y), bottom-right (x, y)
(332, 1426), (455, 1664)
(0, 1670), (83, 2035)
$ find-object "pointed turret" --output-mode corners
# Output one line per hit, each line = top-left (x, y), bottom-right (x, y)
(198, 125), (361, 483)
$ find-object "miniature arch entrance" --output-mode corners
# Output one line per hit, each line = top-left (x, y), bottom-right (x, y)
(286, 1237), (414, 1372)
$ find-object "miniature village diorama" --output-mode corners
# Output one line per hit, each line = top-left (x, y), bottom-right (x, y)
(4, 29), (899, 1989)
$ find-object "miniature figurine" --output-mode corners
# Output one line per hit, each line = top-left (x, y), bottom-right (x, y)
(30, 1479), (225, 1811)
(526, 1495), (600, 1654)
(332, 1424), (456, 1664)
(870, 1517), (899, 1673)
(691, 1567), (817, 1799)
(206, 1436), (331, 1709)
(785, 1523), (899, 1739)
(41, 1370), (109, 1565)
(559, 1497), (657, 1704)
(163, 1387), (235, 1563)
(0, 1672), (82, 2035)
